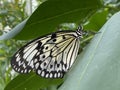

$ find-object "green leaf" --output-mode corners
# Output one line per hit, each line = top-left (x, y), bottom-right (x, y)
(14, 0), (102, 40)
(84, 9), (108, 31)
(5, 73), (63, 90)
(0, 77), (5, 90)
(59, 11), (120, 90)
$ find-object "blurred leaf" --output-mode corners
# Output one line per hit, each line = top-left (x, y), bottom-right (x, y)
(59, 11), (120, 90)
(0, 77), (5, 90)
(5, 73), (63, 90)
(0, 19), (27, 40)
(14, 0), (102, 40)
(84, 9), (108, 31)
(0, 10), (8, 15)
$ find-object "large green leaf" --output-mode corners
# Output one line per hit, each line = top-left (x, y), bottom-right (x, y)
(5, 73), (63, 90)
(84, 9), (108, 31)
(14, 0), (101, 40)
(59, 11), (120, 90)
(0, 77), (5, 90)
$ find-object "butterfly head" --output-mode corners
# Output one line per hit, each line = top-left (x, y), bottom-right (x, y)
(76, 26), (84, 38)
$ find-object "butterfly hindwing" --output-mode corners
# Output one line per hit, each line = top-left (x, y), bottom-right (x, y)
(11, 35), (51, 73)
(11, 30), (82, 78)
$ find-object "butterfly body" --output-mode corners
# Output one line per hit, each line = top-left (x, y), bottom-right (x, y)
(11, 27), (83, 78)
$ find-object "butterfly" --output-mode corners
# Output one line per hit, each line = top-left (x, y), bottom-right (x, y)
(11, 26), (83, 78)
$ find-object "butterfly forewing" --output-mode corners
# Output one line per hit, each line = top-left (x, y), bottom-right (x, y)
(11, 29), (82, 78)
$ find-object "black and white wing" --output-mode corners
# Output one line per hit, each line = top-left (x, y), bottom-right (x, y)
(11, 29), (82, 78)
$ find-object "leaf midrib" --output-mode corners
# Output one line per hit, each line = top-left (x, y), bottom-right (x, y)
(78, 29), (106, 85)
(26, 6), (99, 28)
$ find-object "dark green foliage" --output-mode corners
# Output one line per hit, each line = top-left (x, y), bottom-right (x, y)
(0, 0), (120, 90)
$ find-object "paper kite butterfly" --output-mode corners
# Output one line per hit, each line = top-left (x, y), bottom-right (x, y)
(11, 26), (83, 78)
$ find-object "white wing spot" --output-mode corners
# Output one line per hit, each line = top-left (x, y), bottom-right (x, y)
(54, 73), (57, 78)
(23, 63), (26, 68)
(62, 64), (66, 71)
(24, 69), (27, 73)
(18, 68), (20, 72)
(34, 59), (38, 63)
(41, 71), (45, 77)
(35, 63), (39, 69)
(13, 65), (16, 68)
(15, 53), (19, 57)
(29, 60), (34, 68)
(21, 70), (23, 73)
(36, 52), (40, 56)
(16, 56), (20, 62)
(58, 72), (61, 77)
(49, 73), (53, 78)
(18, 61), (22, 66)
(28, 70), (31, 73)
(38, 70), (41, 74)
(46, 73), (49, 78)
(15, 67), (18, 70)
